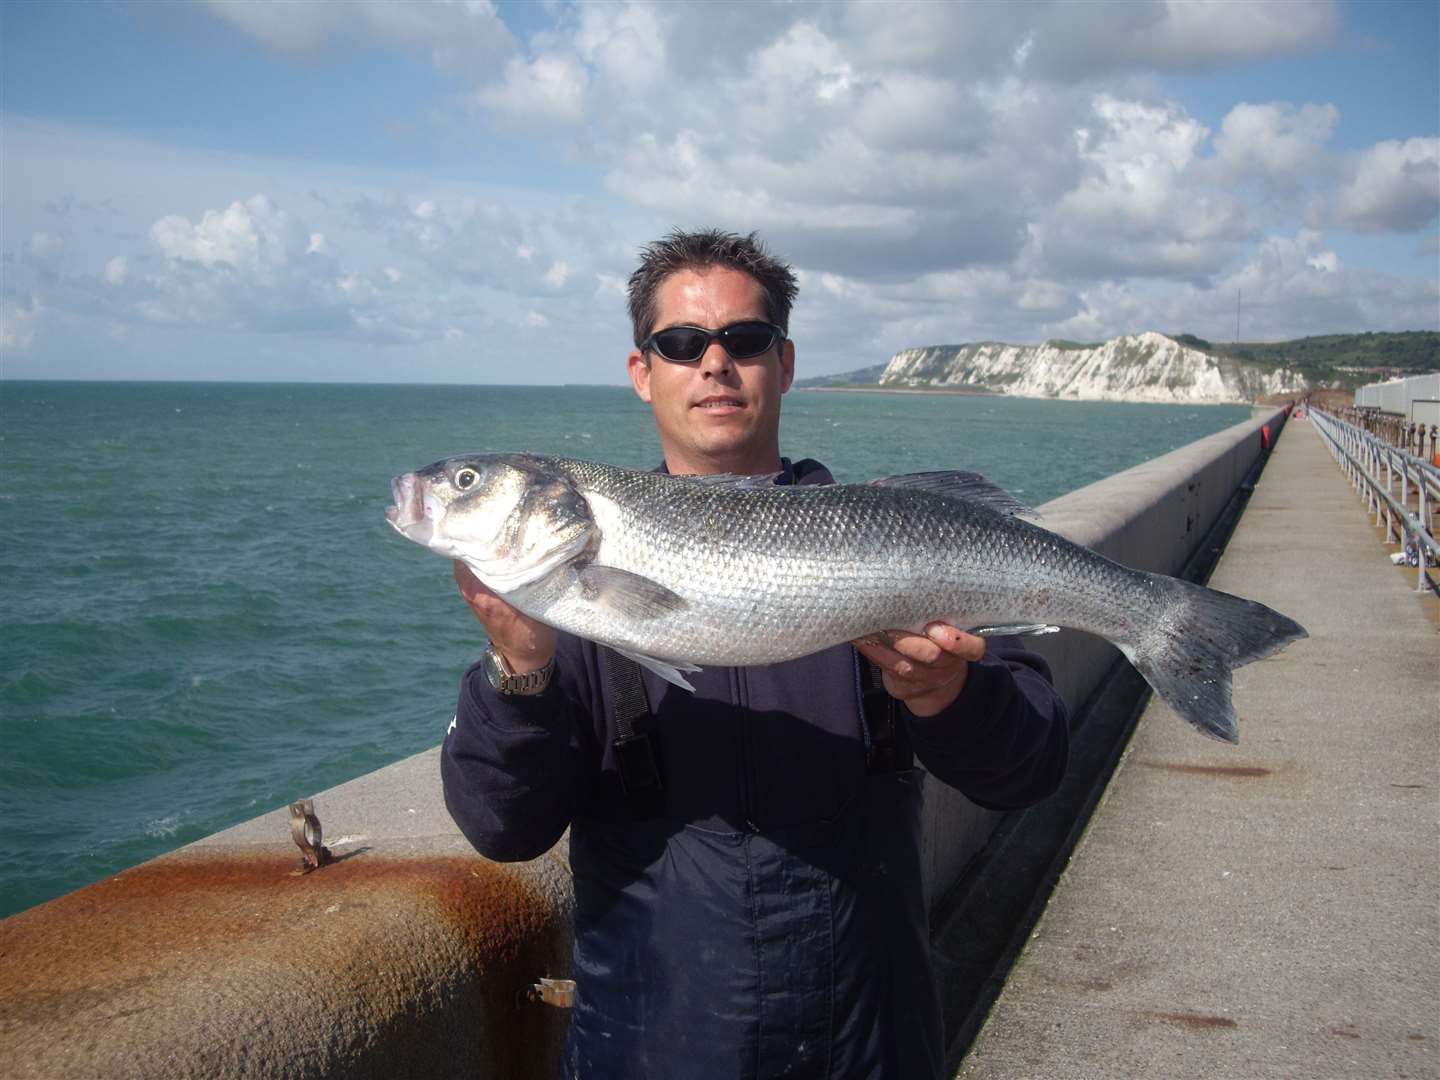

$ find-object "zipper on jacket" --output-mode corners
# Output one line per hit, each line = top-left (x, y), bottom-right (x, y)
(735, 665), (759, 832)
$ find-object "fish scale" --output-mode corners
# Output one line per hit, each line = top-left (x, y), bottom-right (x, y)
(387, 453), (1307, 743)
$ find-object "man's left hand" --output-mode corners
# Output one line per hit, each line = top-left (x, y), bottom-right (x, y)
(852, 623), (987, 718)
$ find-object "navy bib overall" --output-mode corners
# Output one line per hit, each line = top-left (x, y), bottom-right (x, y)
(562, 765), (942, 1079)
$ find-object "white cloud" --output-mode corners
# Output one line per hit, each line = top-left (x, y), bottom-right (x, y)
(478, 51), (590, 128)
(1214, 101), (1338, 177)
(1330, 137), (1440, 234)
(150, 195), (307, 273)
(0, 295), (41, 353)
(543, 260), (571, 288)
(1035, 96), (1252, 281)
(28, 233), (65, 260)
(3, 2), (1432, 382)
(203, 0), (513, 71)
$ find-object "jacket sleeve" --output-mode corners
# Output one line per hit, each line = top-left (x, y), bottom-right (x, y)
(440, 636), (600, 862)
(902, 638), (1069, 810)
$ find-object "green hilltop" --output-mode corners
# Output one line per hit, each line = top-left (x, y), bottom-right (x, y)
(1172, 331), (1439, 389)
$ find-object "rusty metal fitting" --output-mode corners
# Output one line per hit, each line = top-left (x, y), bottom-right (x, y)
(519, 977), (576, 1009)
(288, 799), (333, 873)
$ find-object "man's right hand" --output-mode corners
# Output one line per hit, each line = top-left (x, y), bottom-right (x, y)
(453, 561), (557, 674)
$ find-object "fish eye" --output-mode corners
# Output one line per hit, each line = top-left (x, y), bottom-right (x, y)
(454, 467), (480, 490)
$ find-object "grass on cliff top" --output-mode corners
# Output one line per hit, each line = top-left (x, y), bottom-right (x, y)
(1172, 331), (1439, 388)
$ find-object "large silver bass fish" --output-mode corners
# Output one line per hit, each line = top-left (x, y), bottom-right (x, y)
(386, 453), (1306, 743)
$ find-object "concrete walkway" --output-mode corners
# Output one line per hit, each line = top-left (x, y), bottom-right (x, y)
(959, 420), (1439, 1080)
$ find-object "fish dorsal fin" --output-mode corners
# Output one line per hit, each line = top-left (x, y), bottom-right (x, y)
(579, 565), (688, 620)
(868, 471), (1036, 517)
(674, 471), (783, 489)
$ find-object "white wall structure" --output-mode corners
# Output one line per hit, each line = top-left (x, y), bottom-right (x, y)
(1355, 373), (1440, 420)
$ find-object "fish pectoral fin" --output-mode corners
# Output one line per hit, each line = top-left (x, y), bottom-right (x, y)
(579, 565), (688, 621)
(614, 647), (700, 692)
(965, 623), (1062, 638)
(868, 471), (1037, 518)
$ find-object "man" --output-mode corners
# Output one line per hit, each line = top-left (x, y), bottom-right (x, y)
(443, 229), (1068, 1079)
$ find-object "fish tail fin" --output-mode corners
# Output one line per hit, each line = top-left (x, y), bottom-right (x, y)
(1121, 577), (1307, 744)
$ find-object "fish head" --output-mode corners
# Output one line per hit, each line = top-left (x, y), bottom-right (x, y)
(387, 453), (595, 590)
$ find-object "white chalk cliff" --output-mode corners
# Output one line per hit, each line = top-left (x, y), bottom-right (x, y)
(881, 332), (1306, 404)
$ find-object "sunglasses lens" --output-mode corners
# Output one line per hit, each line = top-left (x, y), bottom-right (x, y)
(719, 323), (777, 358)
(653, 328), (709, 362)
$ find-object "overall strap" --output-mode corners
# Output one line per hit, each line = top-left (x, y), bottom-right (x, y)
(856, 652), (902, 773)
(600, 648), (664, 802)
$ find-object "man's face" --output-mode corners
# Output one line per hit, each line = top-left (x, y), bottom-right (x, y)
(627, 266), (795, 476)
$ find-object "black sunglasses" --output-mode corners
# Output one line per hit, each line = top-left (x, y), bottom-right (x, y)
(641, 320), (786, 364)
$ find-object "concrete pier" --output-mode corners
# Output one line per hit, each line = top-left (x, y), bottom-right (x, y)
(958, 419), (1439, 1079)
(12, 408), (1436, 1079)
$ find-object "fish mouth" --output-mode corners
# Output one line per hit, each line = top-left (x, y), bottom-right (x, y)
(386, 473), (433, 542)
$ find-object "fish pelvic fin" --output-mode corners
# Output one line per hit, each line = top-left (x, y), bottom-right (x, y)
(967, 623), (1062, 638)
(1125, 577), (1308, 744)
(613, 647), (700, 692)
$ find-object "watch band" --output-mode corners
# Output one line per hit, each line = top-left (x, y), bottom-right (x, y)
(482, 644), (556, 696)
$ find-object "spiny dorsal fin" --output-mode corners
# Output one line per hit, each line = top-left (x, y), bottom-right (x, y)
(868, 471), (1036, 517)
(674, 472), (782, 489)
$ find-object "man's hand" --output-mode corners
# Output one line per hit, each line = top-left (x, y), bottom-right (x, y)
(852, 623), (987, 718)
(453, 561), (557, 674)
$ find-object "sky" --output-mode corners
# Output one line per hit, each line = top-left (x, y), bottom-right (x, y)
(1, 0), (1437, 385)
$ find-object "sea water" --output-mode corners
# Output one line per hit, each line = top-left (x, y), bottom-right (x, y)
(0, 381), (1252, 917)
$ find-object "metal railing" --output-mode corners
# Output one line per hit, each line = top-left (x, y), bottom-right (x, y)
(1310, 408), (1440, 594)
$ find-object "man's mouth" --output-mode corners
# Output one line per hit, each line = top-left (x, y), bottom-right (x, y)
(694, 396), (745, 410)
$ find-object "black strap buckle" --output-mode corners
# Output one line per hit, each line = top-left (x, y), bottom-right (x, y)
(860, 662), (901, 773)
(613, 732), (663, 794)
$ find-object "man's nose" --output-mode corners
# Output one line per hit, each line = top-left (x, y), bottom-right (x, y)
(698, 340), (732, 374)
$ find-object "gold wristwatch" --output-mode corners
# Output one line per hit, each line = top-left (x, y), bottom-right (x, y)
(482, 644), (556, 696)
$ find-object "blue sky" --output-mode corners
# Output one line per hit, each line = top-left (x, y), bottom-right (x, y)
(2, 0), (1436, 384)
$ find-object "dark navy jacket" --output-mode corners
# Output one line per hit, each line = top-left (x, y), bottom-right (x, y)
(442, 458), (1070, 1078)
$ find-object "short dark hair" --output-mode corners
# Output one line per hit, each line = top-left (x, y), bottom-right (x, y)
(626, 228), (799, 347)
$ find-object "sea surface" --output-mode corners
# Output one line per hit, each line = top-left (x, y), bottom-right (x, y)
(0, 381), (1252, 917)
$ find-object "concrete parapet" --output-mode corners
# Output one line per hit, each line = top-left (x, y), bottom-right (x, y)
(922, 406), (1287, 904)
(0, 749), (575, 1079)
(0, 408), (1286, 1078)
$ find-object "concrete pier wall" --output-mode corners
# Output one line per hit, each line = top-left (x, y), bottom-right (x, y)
(921, 406), (1287, 905)
(0, 408), (1287, 1079)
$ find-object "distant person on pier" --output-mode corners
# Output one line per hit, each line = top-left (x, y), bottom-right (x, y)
(441, 228), (1069, 1079)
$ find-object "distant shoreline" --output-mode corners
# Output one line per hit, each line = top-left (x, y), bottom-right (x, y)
(798, 384), (1271, 405)
(797, 384), (996, 396)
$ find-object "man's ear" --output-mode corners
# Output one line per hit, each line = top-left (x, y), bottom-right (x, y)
(627, 349), (653, 403)
(778, 338), (796, 394)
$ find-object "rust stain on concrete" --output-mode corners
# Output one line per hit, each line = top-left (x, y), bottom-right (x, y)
(0, 849), (552, 1027)
(1139, 1010), (1239, 1030)
(1136, 759), (1274, 778)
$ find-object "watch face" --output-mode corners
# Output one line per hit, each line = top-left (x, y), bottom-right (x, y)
(482, 646), (510, 690)
(483, 646), (552, 695)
